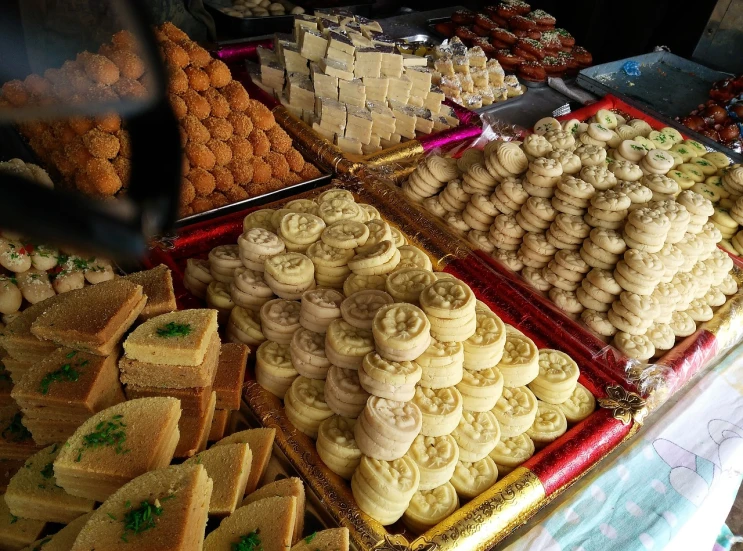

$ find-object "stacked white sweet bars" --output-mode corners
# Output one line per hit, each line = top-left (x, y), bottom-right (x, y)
(252, 11), (461, 155)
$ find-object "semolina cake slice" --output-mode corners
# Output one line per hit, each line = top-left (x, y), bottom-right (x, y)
(6, 445), (95, 523)
(0, 300), (61, 362)
(54, 397), (181, 502)
(184, 443), (252, 517)
(122, 265), (177, 321)
(241, 477), (305, 544)
(213, 428), (276, 494)
(30, 280), (146, 356)
(291, 528), (350, 551)
(70, 463), (212, 551)
(174, 392), (216, 459)
(2, 357), (33, 385)
(119, 332), (221, 390)
(0, 410), (43, 461)
(16, 418), (84, 447)
(19, 512), (92, 551)
(124, 383), (212, 414)
(0, 495), (46, 550)
(203, 496), (296, 551)
(208, 410), (230, 442)
(122, 310), (218, 367)
(12, 349), (124, 414)
(213, 344), (248, 411)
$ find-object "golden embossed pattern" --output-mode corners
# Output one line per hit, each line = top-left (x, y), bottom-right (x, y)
(598, 385), (647, 425)
(412, 467), (545, 551)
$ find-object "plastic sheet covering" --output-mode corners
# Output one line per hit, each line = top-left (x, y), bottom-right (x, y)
(381, 92), (743, 411)
(145, 175), (640, 551)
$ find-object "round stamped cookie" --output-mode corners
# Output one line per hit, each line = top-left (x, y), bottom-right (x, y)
(406, 434), (459, 491)
(450, 456), (498, 500)
(581, 309), (618, 338)
(243, 208), (276, 231)
(403, 482), (459, 533)
(492, 386), (538, 437)
(452, 410), (501, 462)
(290, 327), (330, 379)
(372, 303), (431, 361)
(280, 212), (326, 245)
(233, 266), (274, 298)
(206, 281), (235, 317)
(227, 306), (266, 347)
(396, 245), (433, 272)
(362, 396), (423, 444)
(352, 455), (420, 524)
(456, 368), (504, 412)
(306, 242), (354, 270)
(497, 328), (539, 387)
(417, 337), (464, 368)
(412, 386), (463, 437)
(385, 268), (436, 304)
(532, 349), (579, 392)
(325, 319), (374, 369)
(349, 240), (397, 273)
(463, 309), (507, 368)
(285, 198), (319, 216)
(628, 207), (671, 236)
(321, 220), (370, 249)
(238, 228), (286, 262)
(301, 287), (343, 319)
(420, 278), (476, 319)
(343, 273), (387, 296)
(361, 352), (423, 387)
(613, 331), (656, 360)
(255, 340), (297, 399)
(316, 415), (362, 479)
(259, 298), (301, 343)
(489, 432), (535, 474)
(265, 252), (314, 285)
(318, 198), (364, 225)
(341, 290), (394, 330)
(526, 402), (568, 447)
(555, 382), (596, 423)
(317, 188), (355, 204)
(325, 365), (370, 418)
(285, 376), (333, 438)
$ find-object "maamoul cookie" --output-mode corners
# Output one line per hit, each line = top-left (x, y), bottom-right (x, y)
(489, 432), (535, 476)
(526, 401), (568, 448)
(284, 376), (333, 439)
(450, 456), (498, 499)
(372, 303), (432, 362)
(351, 455), (420, 524)
(341, 289), (394, 330)
(555, 382), (595, 423)
(496, 328), (539, 387)
(406, 434), (459, 490)
(417, 338), (465, 389)
(226, 306), (266, 347)
(209, 244), (242, 283)
(316, 415), (362, 480)
(325, 365), (370, 418)
(206, 280), (235, 325)
(385, 268), (436, 305)
(230, 267), (274, 311)
(456, 368), (504, 412)
(359, 353), (421, 401)
(300, 288), (343, 333)
(255, 340), (297, 398)
(403, 482), (459, 533)
(528, 349), (579, 404)
(420, 278), (477, 342)
(463, 308), (507, 369)
(396, 245), (434, 271)
(260, 298), (301, 344)
(612, 331), (655, 360)
(290, 327), (331, 379)
(492, 385), (539, 437)
(264, 252), (315, 299)
(325, 319), (374, 369)
(412, 386), (463, 436)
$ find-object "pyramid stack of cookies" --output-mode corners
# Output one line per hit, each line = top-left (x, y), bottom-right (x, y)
(181, 187), (594, 532)
(406, 111), (741, 362)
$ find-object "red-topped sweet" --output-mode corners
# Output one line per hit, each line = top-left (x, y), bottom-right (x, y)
(455, 26), (479, 45)
(509, 14), (538, 30)
(491, 27), (518, 45)
(572, 46), (593, 66)
(518, 60), (547, 82)
(473, 37), (498, 56)
(555, 28), (575, 48)
(515, 37), (546, 59)
(495, 48), (524, 70)
(451, 9), (475, 24)
(474, 14), (500, 32)
(542, 55), (568, 76)
(527, 9), (556, 29)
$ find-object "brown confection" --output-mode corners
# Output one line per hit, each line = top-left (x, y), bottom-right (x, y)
(241, 477), (305, 544)
(6, 445), (95, 523)
(174, 391), (216, 458)
(0, 299), (62, 363)
(214, 343), (247, 411)
(54, 397), (181, 501)
(184, 443), (251, 516)
(0, 495), (45, 550)
(30, 280), (146, 356)
(121, 265), (177, 321)
(291, 528), (350, 551)
(213, 428), (275, 494)
(69, 464), (212, 551)
(120, 332), (220, 390)
(2, 357), (33, 384)
(122, 309), (218, 367)
(203, 496), (296, 551)
(125, 383), (212, 414)
(0, 408), (44, 460)
(208, 409), (230, 442)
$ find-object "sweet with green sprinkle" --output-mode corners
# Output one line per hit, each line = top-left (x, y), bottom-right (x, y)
(76, 415), (129, 462)
(232, 530), (262, 551)
(156, 322), (192, 338)
(121, 499), (164, 542)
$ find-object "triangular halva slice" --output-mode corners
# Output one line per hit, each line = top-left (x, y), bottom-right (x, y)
(203, 495), (296, 551)
(241, 478), (305, 544)
(213, 428), (275, 493)
(184, 443), (252, 517)
(291, 528), (350, 551)
(54, 397), (181, 502)
(70, 463), (212, 551)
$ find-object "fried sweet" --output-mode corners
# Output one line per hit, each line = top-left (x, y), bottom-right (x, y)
(190, 167), (216, 196)
(266, 126), (292, 153)
(207, 139), (233, 166)
(186, 143), (216, 170)
(221, 81), (250, 112)
(245, 99), (275, 130)
(229, 159), (254, 185)
(227, 112), (252, 137)
(82, 128), (120, 159)
(203, 88), (231, 118)
(205, 59), (231, 88)
(248, 129), (270, 157)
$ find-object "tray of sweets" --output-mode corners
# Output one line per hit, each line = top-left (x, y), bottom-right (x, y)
(396, 92), (743, 408)
(145, 176), (644, 551)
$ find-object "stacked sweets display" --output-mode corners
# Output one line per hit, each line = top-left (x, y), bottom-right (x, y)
(405, 111), (740, 360)
(252, 13), (465, 155)
(182, 187), (596, 531)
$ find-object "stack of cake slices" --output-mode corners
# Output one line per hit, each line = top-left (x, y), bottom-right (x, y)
(120, 310), (220, 458)
(208, 343), (248, 442)
(12, 348), (125, 446)
(53, 397), (182, 502)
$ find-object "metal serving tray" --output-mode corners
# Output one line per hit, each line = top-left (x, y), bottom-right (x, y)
(576, 52), (742, 162)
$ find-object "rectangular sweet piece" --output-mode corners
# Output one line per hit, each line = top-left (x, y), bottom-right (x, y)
(491, 84), (508, 101)
(402, 54), (427, 67)
(356, 16), (382, 34)
(468, 46), (487, 69)
(412, 106), (434, 134)
(424, 85), (445, 113)
(366, 100), (395, 136)
(121, 265), (176, 321)
(320, 58), (354, 81)
(487, 58), (505, 86)
(125, 383), (212, 414)
(174, 391), (216, 458)
(362, 76), (388, 102)
(388, 100), (417, 139)
(317, 17), (338, 33)
(434, 57), (455, 77)
(336, 136), (363, 154)
(261, 62), (286, 91)
(214, 343), (248, 411)
(300, 30), (328, 63)
(362, 135), (382, 154)
(286, 73), (316, 111)
(254, 78), (279, 98)
(293, 14), (317, 41)
(310, 63), (339, 100)
(380, 133), (402, 148)
(273, 33), (294, 60)
(338, 78), (366, 107)
(387, 74), (411, 103)
(319, 119), (345, 137)
(453, 55), (469, 74)
(327, 30), (355, 55)
(440, 75), (461, 99)
(349, 34), (373, 49)
(208, 409), (230, 442)
(325, 46), (354, 67)
(406, 66), (432, 93)
(354, 48), (381, 78)
(433, 114), (452, 132)
(315, 96), (347, 126)
(371, 34), (395, 48)
(380, 51), (403, 78)
(282, 43), (309, 75)
(301, 109), (316, 126)
(256, 46), (279, 66)
(345, 106), (373, 145)
(481, 87), (495, 106)
(407, 96), (424, 108)
(470, 67), (489, 89)
(312, 122), (336, 141)
(280, 96), (303, 118)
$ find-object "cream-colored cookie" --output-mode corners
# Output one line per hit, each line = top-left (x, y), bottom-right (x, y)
(496, 328), (539, 387)
(227, 305), (266, 347)
(451, 410), (501, 462)
(406, 434), (459, 491)
(255, 340), (298, 398)
(397, 245), (434, 271)
(243, 208), (276, 231)
(463, 309), (507, 369)
(456, 367), (504, 412)
(385, 268), (436, 304)
(372, 303), (432, 361)
(352, 454), (420, 525)
(488, 432), (535, 475)
(285, 376), (333, 438)
(290, 327), (330, 379)
(316, 415), (362, 479)
(359, 352), (422, 401)
(403, 482), (459, 533)
(325, 318), (374, 369)
(491, 386), (538, 437)
(450, 457), (498, 499)
(526, 402), (568, 447)
(412, 386), (464, 437)
(325, 365), (370, 418)
(341, 289), (394, 330)
(260, 298), (301, 343)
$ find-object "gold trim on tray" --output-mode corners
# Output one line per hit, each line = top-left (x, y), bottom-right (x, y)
(413, 468), (545, 551)
(598, 385), (648, 425)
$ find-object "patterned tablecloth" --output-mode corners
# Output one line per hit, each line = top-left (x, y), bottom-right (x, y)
(502, 346), (743, 551)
